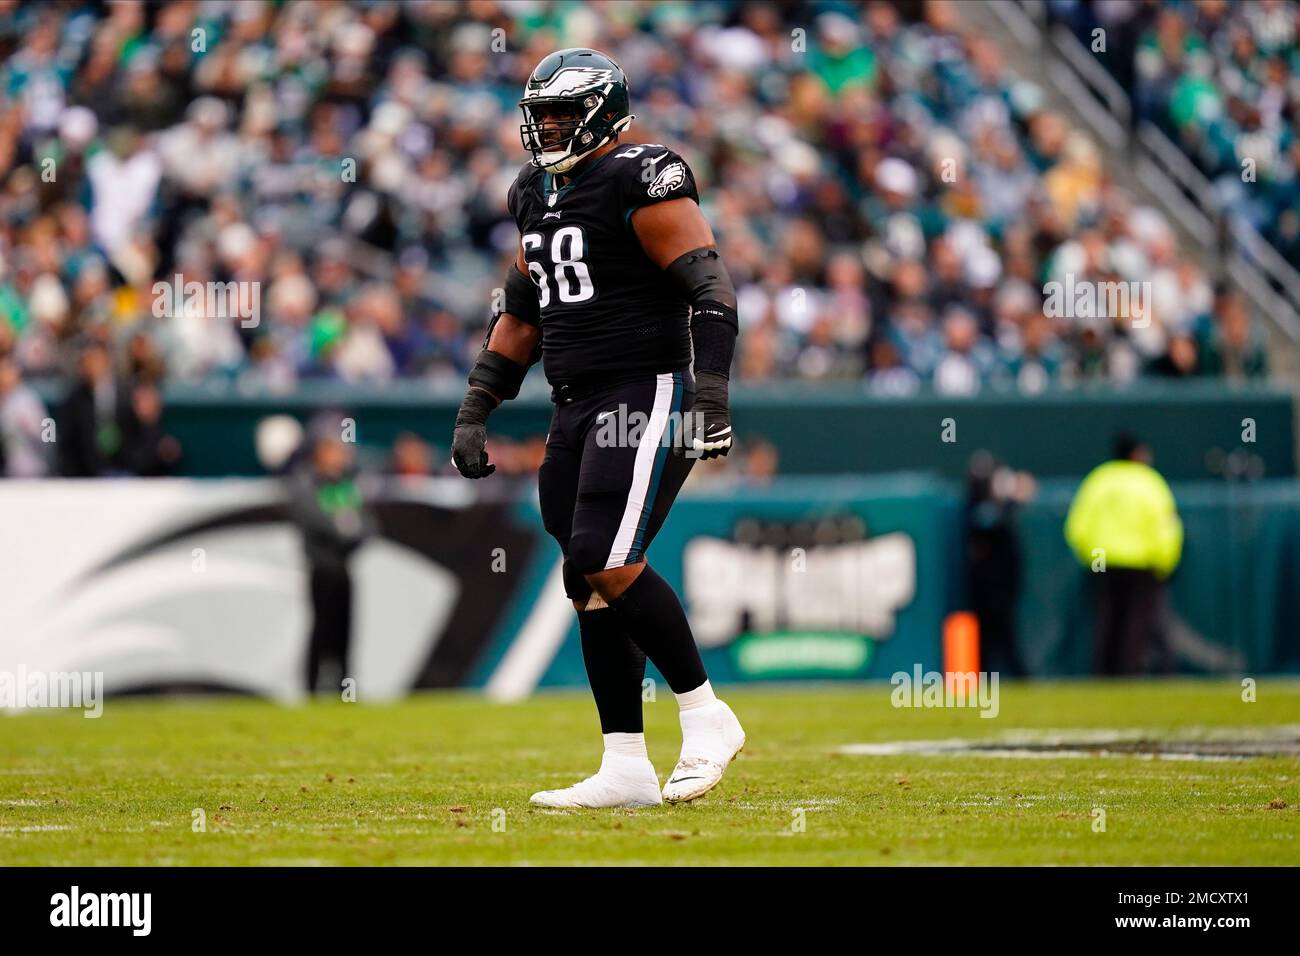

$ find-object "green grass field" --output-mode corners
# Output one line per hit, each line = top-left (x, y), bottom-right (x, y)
(2, 680), (1298, 865)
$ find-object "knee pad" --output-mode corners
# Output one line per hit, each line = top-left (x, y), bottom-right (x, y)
(562, 559), (593, 603)
(566, 531), (613, 578)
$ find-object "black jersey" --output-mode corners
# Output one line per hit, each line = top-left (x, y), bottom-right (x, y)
(507, 144), (700, 387)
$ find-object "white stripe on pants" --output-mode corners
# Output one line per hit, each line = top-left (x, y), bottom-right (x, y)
(604, 372), (675, 569)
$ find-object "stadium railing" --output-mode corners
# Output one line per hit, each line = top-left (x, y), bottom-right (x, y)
(995, 0), (1300, 349)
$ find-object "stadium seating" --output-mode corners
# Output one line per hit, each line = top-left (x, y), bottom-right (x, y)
(0, 1), (1278, 479)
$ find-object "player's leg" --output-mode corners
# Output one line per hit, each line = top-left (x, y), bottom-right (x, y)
(529, 409), (660, 809)
(569, 373), (745, 803)
(614, 405), (746, 804)
(570, 555), (647, 737)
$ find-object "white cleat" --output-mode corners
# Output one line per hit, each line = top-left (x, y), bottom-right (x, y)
(662, 700), (746, 804)
(529, 752), (664, 809)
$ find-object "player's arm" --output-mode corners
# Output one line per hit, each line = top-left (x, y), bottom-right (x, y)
(451, 244), (541, 479)
(632, 197), (738, 459)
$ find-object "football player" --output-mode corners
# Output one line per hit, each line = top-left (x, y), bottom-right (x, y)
(452, 48), (745, 808)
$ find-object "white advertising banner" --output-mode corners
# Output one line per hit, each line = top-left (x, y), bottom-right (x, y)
(0, 479), (469, 703)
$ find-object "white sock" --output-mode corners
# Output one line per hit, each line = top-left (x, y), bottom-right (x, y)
(603, 732), (648, 759)
(675, 680), (717, 713)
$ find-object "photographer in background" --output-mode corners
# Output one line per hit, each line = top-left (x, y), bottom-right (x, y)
(286, 413), (374, 696)
(59, 340), (130, 477)
(119, 381), (183, 477)
(965, 451), (1036, 677)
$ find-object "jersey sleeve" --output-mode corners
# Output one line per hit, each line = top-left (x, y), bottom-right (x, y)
(618, 146), (700, 214)
(506, 163), (536, 228)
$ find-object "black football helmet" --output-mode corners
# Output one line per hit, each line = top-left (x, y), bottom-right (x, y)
(519, 48), (633, 173)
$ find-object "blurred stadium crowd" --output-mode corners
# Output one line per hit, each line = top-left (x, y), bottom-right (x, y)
(1054, 0), (1300, 267)
(0, 0), (1275, 479)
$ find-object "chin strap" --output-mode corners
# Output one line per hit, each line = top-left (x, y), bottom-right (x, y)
(542, 136), (607, 173)
(539, 114), (636, 172)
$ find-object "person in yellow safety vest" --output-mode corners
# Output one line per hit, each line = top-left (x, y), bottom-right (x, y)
(1065, 434), (1183, 676)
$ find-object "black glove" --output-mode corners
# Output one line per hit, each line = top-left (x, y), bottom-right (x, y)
(451, 387), (497, 478)
(685, 370), (733, 460)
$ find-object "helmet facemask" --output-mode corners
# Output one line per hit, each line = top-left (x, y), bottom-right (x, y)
(520, 92), (632, 174)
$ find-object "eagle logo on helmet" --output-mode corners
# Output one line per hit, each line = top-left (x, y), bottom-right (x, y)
(524, 67), (614, 99)
(647, 161), (686, 198)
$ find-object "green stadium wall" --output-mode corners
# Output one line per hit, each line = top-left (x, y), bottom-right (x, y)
(53, 380), (1293, 481)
